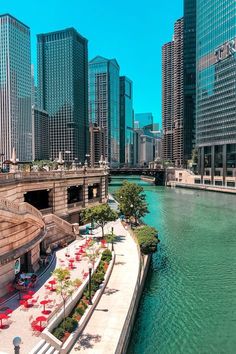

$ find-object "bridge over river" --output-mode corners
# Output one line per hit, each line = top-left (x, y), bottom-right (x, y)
(109, 167), (166, 185)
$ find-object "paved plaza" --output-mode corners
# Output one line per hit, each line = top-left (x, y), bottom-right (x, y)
(0, 237), (100, 354)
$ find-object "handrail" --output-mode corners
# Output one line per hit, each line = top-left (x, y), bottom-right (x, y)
(43, 214), (75, 235)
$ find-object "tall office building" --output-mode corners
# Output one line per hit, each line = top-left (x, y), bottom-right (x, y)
(173, 18), (184, 167)
(183, 0), (196, 163)
(196, 0), (236, 185)
(32, 106), (49, 161)
(0, 14), (32, 161)
(162, 41), (174, 162)
(89, 56), (120, 166)
(120, 76), (134, 166)
(134, 113), (153, 130)
(37, 28), (88, 162)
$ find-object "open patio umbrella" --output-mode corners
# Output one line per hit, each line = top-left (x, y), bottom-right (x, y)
(36, 315), (47, 331)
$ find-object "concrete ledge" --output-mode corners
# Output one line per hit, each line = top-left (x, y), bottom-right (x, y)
(115, 228), (151, 354)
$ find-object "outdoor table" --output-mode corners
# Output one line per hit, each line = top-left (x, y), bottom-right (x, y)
(0, 313), (9, 329)
(35, 315), (47, 331)
(48, 279), (57, 291)
(40, 300), (51, 315)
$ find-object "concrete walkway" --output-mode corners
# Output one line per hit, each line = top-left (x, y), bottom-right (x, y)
(70, 219), (140, 354)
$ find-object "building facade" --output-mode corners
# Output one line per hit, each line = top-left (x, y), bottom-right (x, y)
(196, 0), (236, 185)
(89, 123), (105, 167)
(37, 28), (89, 162)
(0, 14), (32, 161)
(173, 18), (184, 167)
(183, 0), (196, 163)
(134, 112), (153, 130)
(32, 106), (49, 160)
(119, 76), (134, 166)
(162, 41), (174, 162)
(89, 56), (120, 167)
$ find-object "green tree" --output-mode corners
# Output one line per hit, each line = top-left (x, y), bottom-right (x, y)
(115, 181), (149, 224)
(52, 268), (78, 329)
(83, 204), (118, 237)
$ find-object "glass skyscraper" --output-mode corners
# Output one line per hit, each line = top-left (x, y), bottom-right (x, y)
(183, 0), (196, 163)
(119, 76), (134, 166)
(0, 14), (32, 161)
(89, 56), (120, 166)
(196, 0), (236, 184)
(37, 28), (88, 162)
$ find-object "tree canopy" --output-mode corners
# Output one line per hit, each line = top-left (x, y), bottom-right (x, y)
(115, 181), (149, 223)
(82, 204), (118, 237)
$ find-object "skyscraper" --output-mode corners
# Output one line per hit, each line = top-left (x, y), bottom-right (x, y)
(173, 18), (184, 167)
(183, 0), (196, 163)
(119, 76), (134, 166)
(162, 41), (174, 162)
(196, 0), (236, 185)
(89, 56), (120, 166)
(32, 106), (49, 161)
(0, 14), (32, 161)
(37, 28), (88, 162)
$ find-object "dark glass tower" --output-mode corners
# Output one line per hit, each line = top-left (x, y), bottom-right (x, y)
(120, 76), (134, 166)
(196, 0), (236, 184)
(183, 0), (196, 164)
(37, 28), (88, 162)
(89, 56), (120, 166)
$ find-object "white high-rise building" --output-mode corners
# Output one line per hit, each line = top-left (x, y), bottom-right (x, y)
(0, 14), (32, 162)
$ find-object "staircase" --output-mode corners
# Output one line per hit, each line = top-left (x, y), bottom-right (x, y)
(29, 339), (60, 354)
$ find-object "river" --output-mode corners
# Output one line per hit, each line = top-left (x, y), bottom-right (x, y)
(109, 176), (236, 354)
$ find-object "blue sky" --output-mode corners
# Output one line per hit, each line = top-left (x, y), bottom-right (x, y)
(1, 0), (183, 125)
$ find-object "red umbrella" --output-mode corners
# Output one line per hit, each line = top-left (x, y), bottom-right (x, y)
(27, 290), (35, 296)
(22, 294), (32, 307)
(0, 313), (9, 328)
(5, 309), (13, 316)
(40, 299), (51, 314)
(36, 315), (47, 331)
(48, 279), (57, 291)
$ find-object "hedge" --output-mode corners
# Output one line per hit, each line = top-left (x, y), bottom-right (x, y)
(134, 225), (159, 255)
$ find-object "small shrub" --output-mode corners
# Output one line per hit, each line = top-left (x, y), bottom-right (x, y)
(53, 327), (65, 340)
(135, 226), (159, 255)
(101, 249), (112, 262)
(63, 317), (78, 333)
(93, 271), (105, 285)
(75, 305), (85, 316)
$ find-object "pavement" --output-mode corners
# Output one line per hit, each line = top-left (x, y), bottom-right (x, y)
(70, 219), (140, 354)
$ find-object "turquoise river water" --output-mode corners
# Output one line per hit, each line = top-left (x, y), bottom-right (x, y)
(109, 176), (236, 354)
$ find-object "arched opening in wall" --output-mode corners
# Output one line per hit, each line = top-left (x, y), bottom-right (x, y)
(24, 190), (50, 211)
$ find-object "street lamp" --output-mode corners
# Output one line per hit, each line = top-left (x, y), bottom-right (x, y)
(111, 226), (114, 251)
(88, 262), (93, 305)
(13, 336), (22, 354)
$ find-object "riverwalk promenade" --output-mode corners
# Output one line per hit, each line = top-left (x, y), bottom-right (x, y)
(70, 219), (140, 353)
